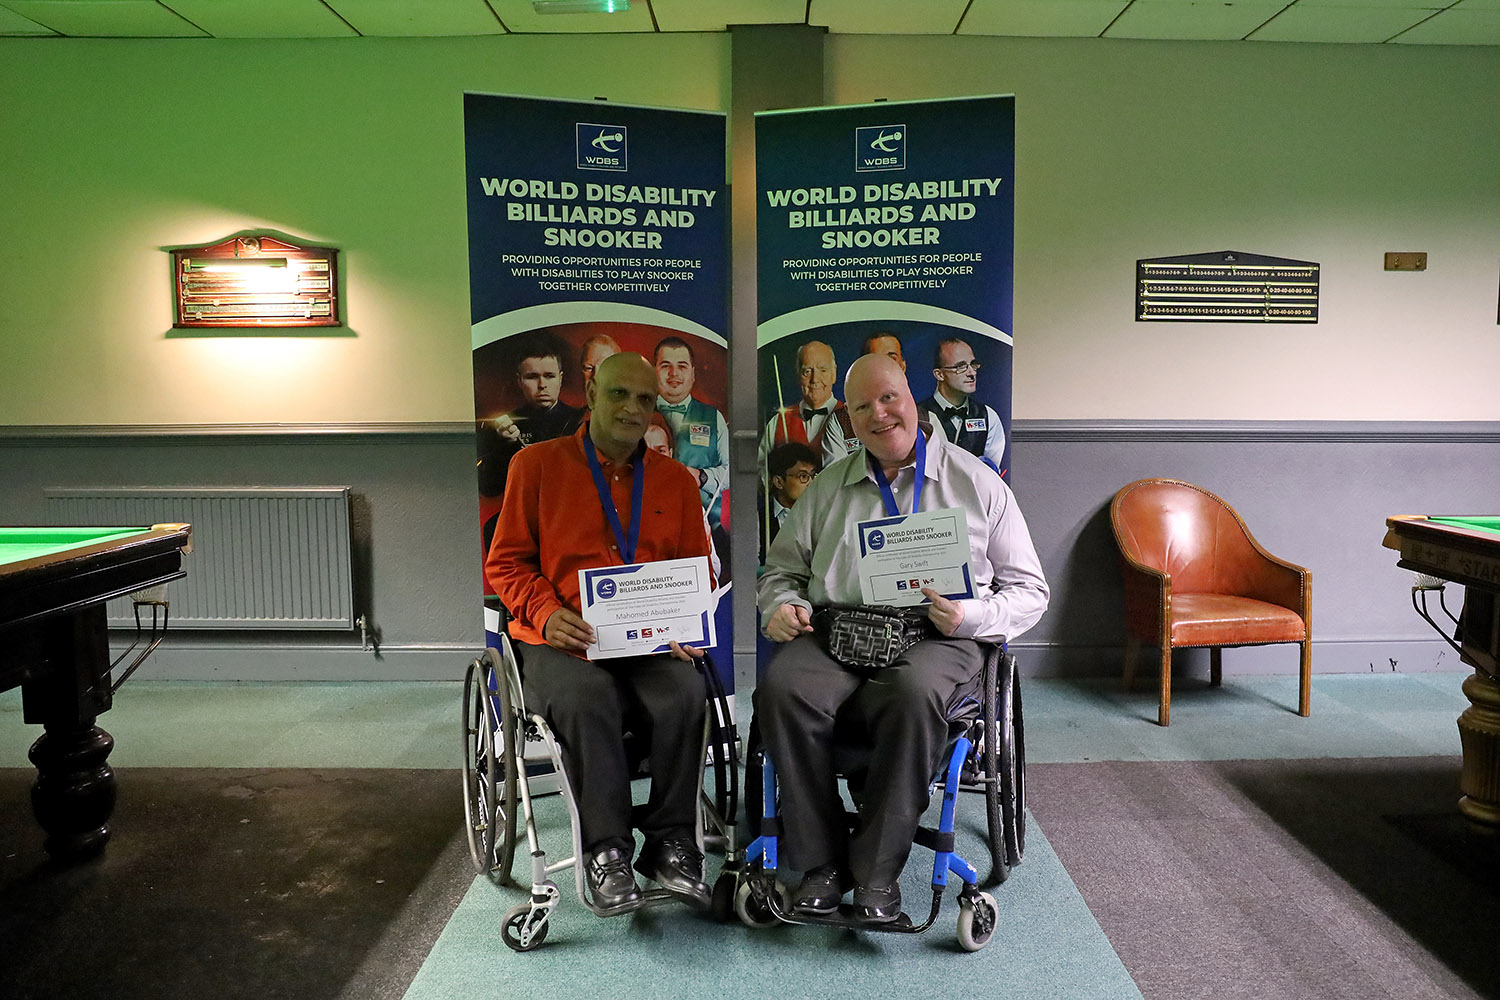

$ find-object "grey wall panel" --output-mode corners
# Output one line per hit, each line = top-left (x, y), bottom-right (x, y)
(0, 422), (1484, 681)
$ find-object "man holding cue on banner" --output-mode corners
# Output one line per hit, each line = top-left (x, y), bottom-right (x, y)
(487, 352), (715, 913)
(756, 353), (1048, 923)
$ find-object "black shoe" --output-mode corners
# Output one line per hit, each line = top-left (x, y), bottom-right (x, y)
(853, 882), (902, 923)
(790, 863), (851, 915)
(634, 838), (711, 910)
(587, 846), (642, 910)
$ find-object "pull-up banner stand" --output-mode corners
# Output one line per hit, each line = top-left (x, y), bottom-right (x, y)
(754, 95), (1017, 570)
(463, 94), (732, 699)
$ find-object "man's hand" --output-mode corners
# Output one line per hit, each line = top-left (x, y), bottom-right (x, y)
(542, 607), (595, 653)
(922, 588), (965, 636)
(765, 603), (814, 643)
(667, 640), (704, 662)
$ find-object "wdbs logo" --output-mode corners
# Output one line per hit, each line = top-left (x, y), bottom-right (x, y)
(855, 124), (906, 173)
(595, 578), (618, 601)
(867, 529), (886, 551)
(576, 122), (628, 172)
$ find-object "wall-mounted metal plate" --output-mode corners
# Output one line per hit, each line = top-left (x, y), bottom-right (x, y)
(1384, 252), (1427, 271)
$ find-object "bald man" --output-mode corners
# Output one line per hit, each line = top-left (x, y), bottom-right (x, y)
(488, 352), (715, 914)
(758, 339), (856, 469)
(756, 353), (1048, 924)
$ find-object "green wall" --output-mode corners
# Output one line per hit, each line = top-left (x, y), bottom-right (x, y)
(1, 32), (1498, 426)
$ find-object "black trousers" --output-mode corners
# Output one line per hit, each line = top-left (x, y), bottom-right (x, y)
(519, 642), (705, 855)
(753, 633), (984, 886)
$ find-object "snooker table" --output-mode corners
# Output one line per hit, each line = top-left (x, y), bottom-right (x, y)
(0, 524), (192, 857)
(1384, 515), (1500, 828)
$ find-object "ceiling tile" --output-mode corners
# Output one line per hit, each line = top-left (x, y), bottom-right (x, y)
(1391, 7), (1500, 38)
(1249, 4), (1435, 39)
(653, 0), (805, 31)
(487, 0), (652, 32)
(0, 4), (56, 34)
(811, 0), (970, 35)
(1106, 1), (1286, 39)
(3, 0), (205, 36)
(164, 0), (357, 37)
(960, 0), (1128, 38)
(326, 0), (504, 36)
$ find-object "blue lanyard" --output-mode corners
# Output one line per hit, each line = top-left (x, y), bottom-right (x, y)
(869, 431), (925, 516)
(583, 437), (644, 564)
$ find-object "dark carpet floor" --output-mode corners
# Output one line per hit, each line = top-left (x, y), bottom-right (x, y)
(1029, 757), (1500, 1000)
(0, 767), (472, 1000)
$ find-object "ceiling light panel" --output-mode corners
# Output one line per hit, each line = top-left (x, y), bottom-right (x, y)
(811, 0), (970, 35)
(1106, 1), (1288, 40)
(2, 0), (205, 36)
(652, 0), (806, 31)
(163, 0), (358, 37)
(325, 0), (504, 36)
(1250, 5), (1438, 40)
(490, 0), (652, 31)
(960, 0), (1130, 38)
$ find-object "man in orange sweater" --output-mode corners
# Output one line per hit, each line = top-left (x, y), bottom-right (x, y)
(486, 351), (714, 913)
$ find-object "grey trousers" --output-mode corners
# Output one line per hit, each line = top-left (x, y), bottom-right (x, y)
(519, 642), (705, 855)
(753, 633), (984, 886)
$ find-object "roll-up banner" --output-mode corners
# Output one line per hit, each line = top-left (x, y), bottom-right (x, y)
(464, 94), (732, 695)
(754, 96), (1016, 567)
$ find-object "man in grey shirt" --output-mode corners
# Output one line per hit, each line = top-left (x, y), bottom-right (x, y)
(756, 353), (1048, 923)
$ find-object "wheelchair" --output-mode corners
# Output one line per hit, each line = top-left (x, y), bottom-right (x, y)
(461, 634), (742, 952)
(735, 644), (1024, 951)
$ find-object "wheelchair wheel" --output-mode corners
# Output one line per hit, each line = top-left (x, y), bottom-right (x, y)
(734, 879), (780, 929)
(501, 903), (549, 952)
(1009, 664), (1026, 863)
(956, 891), (997, 952)
(980, 653), (1010, 883)
(711, 873), (737, 922)
(462, 657), (518, 883)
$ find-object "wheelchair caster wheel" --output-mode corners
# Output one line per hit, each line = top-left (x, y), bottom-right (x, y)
(734, 880), (780, 929)
(501, 903), (550, 952)
(711, 873), (736, 922)
(956, 890), (997, 952)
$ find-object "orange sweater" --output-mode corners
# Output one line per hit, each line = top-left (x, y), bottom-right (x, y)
(486, 423), (712, 652)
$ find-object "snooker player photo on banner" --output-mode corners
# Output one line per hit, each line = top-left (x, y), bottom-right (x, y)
(754, 96), (1017, 570)
(463, 93), (731, 686)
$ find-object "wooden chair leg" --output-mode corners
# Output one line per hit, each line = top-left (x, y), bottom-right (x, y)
(1210, 647), (1222, 687)
(1123, 637), (1140, 691)
(1158, 644), (1172, 726)
(1298, 640), (1311, 717)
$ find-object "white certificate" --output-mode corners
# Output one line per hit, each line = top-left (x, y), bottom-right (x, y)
(578, 556), (716, 660)
(855, 507), (975, 607)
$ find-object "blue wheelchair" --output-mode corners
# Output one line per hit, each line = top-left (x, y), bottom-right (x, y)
(734, 645), (1024, 950)
(461, 634), (742, 951)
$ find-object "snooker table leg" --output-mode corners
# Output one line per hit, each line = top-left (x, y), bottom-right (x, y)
(19, 605), (119, 858)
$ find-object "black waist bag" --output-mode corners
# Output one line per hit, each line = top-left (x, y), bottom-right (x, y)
(815, 606), (935, 673)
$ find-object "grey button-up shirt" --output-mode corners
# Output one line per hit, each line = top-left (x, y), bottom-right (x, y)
(757, 432), (1049, 645)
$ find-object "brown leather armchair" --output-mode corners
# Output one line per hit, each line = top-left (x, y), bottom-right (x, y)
(1110, 478), (1311, 726)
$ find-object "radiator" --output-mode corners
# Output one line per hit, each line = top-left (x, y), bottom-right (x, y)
(44, 487), (355, 630)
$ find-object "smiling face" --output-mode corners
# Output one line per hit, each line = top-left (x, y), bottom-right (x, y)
(586, 353), (658, 462)
(516, 354), (563, 408)
(797, 341), (836, 409)
(845, 354), (919, 469)
(655, 344), (695, 405)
